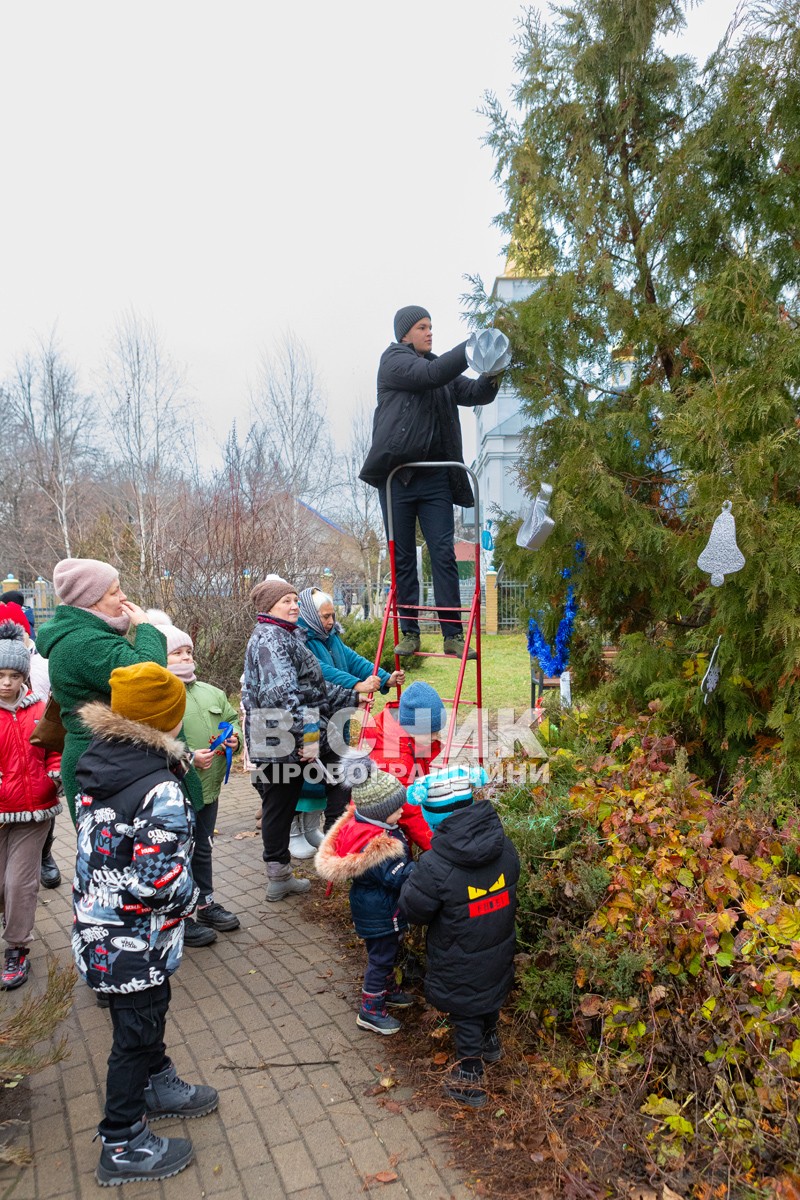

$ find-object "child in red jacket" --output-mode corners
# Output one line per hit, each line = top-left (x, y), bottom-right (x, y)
(0, 622), (62, 989)
(365, 681), (448, 853)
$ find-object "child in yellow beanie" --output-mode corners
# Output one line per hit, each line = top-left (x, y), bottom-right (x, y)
(72, 661), (218, 1187)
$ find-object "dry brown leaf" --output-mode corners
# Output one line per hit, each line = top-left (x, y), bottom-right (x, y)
(429, 1027), (449, 1040)
(432, 1052), (449, 1066)
(363, 1170), (399, 1188)
(233, 830), (258, 840)
(662, 1187), (685, 1200)
(579, 994), (604, 1018)
(623, 1185), (658, 1200)
(774, 1173), (800, 1200)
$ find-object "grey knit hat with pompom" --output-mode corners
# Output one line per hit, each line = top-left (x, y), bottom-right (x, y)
(340, 750), (406, 824)
(0, 621), (30, 677)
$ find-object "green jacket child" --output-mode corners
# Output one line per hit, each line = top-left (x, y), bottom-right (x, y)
(164, 624), (242, 944)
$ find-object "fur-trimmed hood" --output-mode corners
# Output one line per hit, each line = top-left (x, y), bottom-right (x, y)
(75, 702), (189, 805)
(78, 701), (186, 761)
(315, 807), (405, 884)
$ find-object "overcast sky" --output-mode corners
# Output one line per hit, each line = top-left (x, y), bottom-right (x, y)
(1, 0), (741, 470)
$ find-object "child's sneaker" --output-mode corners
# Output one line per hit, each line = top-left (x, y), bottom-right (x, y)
(95, 1119), (193, 1185)
(356, 990), (401, 1036)
(1, 947), (29, 990)
(386, 989), (414, 1009)
(482, 1028), (503, 1063)
(443, 1064), (488, 1108)
(144, 1063), (219, 1120)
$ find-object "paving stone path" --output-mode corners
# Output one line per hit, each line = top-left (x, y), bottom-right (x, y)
(2, 773), (471, 1199)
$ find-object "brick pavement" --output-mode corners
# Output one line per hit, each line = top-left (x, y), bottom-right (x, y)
(0, 774), (473, 1199)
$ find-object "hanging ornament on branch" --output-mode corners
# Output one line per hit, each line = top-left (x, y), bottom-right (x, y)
(465, 328), (511, 376)
(517, 483), (555, 550)
(700, 635), (722, 705)
(697, 501), (745, 587)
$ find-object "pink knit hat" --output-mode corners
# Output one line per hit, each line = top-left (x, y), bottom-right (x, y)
(52, 558), (119, 608)
(165, 625), (193, 655)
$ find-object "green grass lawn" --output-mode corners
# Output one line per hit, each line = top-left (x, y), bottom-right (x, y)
(371, 630), (533, 718)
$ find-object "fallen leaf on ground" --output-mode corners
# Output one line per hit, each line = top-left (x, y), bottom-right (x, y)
(579, 994), (604, 1018)
(379, 1076), (396, 1089)
(662, 1187), (685, 1200)
(432, 1052), (449, 1065)
(362, 1170), (399, 1188)
(234, 830), (258, 840)
(622, 1185), (657, 1200)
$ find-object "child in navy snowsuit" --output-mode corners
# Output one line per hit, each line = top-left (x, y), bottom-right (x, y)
(399, 776), (520, 1108)
(315, 751), (415, 1036)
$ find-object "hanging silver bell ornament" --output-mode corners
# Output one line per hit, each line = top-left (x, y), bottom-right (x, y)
(516, 482), (555, 550)
(697, 501), (746, 587)
(465, 328), (512, 376)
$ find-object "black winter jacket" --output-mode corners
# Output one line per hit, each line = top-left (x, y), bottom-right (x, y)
(398, 802), (519, 1015)
(359, 341), (499, 508)
(242, 620), (358, 763)
(72, 704), (198, 994)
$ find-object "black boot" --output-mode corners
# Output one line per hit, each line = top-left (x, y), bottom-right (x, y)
(40, 819), (61, 889)
(95, 1118), (193, 1186)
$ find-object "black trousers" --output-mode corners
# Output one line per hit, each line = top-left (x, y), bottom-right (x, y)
(379, 469), (462, 639)
(254, 757), (350, 865)
(363, 932), (402, 994)
(101, 979), (171, 1131)
(449, 1009), (500, 1072)
(191, 799), (218, 907)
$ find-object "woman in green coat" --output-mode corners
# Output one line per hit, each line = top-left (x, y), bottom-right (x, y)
(37, 558), (170, 824)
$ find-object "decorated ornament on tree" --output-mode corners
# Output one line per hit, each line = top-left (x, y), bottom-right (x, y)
(700, 636), (722, 705)
(517, 483), (555, 550)
(697, 501), (745, 587)
(465, 328), (512, 376)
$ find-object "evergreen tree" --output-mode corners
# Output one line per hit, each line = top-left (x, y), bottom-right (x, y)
(479, 0), (800, 775)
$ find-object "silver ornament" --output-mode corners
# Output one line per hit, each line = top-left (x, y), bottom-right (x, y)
(697, 501), (745, 587)
(465, 328), (512, 376)
(700, 635), (722, 705)
(516, 483), (555, 550)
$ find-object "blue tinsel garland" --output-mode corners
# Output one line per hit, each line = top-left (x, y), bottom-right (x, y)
(527, 544), (583, 676)
(527, 586), (577, 676)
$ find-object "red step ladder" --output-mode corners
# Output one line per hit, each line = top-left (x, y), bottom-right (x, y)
(361, 462), (484, 766)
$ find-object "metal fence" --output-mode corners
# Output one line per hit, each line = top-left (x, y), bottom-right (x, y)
(497, 580), (530, 631)
(417, 578), (531, 632)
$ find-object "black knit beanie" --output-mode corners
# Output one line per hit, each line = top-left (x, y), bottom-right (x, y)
(394, 306), (431, 343)
(340, 751), (406, 824)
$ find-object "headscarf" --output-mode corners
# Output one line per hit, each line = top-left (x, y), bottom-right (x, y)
(297, 587), (343, 641)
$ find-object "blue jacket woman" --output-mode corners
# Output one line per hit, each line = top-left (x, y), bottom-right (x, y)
(290, 588), (404, 858)
(297, 588), (403, 695)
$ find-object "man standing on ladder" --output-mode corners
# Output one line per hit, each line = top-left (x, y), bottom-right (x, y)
(360, 306), (501, 660)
